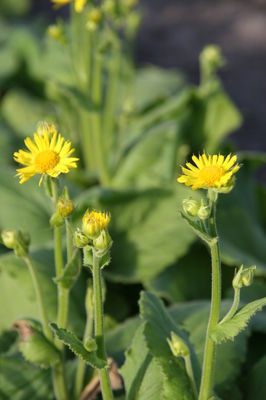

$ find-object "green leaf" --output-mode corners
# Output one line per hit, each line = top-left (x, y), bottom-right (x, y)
(113, 121), (180, 187)
(211, 297), (266, 343)
(139, 292), (201, 390)
(50, 323), (107, 369)
(246, 355), (266, 400)
(1, 89), (53, 138)
(54, 249), (81, 289)
(0, 354), (53, 399)
(0, 330), (17, 354)
(0, 168), (52, 246)
(180, 211), (214, 244)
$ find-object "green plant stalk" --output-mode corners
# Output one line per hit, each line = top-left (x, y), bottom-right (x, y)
(92, 252), (113, 400)
(74, 299), (94, 398)
(50, 179), (69, 400)
(184, 355), (198, 399)
(220, 288), (240, 324)
(24, 256), (52, 341)
(198, 203), (221, 400)
(103, 46), (121, 163)
(92, 50), (111, 186)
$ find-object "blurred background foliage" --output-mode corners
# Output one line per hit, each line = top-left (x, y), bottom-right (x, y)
(0, 0), (266, 399)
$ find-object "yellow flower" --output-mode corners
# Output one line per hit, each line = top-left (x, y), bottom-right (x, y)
(51, 0), (87, 13)
(177, 153), (240, 191)
(14, 125), (79, 185)
(82, 210), (111, 238)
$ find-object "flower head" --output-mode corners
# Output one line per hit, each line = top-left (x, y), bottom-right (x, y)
(177, 153), (240, 191)
(82, 210), (111, 239)
(14, 124), (79, 185)
(51, 0), (87, 13)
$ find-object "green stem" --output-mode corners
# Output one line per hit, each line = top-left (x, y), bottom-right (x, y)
(52, 362), (68, 400)
(74, 295), (94, 398)
(198, 204), (221, 400)
(92, 252), (113, 400)
(66, 219), (73, 261)
(24, 256), (52, 341)
(220, 288), (240, 324)
(184, 355), (198, 399)
(92, 51), (111, 186)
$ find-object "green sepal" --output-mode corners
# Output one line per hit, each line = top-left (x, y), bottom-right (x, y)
(211, 297), (266, 343)
(15, 320), (60, 369)
(180, 211), (215, 245)
(83, 248), (111, 270)
(53, 249), (81, 289)
(50, 323), (107, 369)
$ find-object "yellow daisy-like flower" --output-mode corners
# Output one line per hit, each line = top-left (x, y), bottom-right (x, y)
(14, 126), (79, 186)
(177, 153), (240, 191)
(51, 0), (87, 13)
(82, 210), (111, 238)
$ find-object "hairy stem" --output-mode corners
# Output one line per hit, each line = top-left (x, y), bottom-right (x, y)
(184, 355), (198, 399)
(93, 252), (113, 400)
(198, 203), (221, 400)
(220, 288), (240, 324)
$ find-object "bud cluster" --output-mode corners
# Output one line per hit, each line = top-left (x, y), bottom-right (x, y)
(182, 198), (211, 221)
(50, 196), (74, 228)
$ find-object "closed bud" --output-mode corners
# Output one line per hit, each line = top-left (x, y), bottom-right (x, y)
(82, 210), (110, 239)
(87, 8), (102, 31)
(93, 229), (112, 256)
(197, 200), (211, 220)
(74, 229), (89, 248)
(1, 230), (30, 257)
(167, 331), (189, 358)
(57, 198), (74, 218)
(84, 337), (97, 352)
(49, 212), (64, 228)
(182, 198), (200, 217)
(200, 45), (225, 78)
(233, 265), (256, 289)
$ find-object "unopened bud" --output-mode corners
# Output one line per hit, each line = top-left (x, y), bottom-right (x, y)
(197, 201), (211, 220)
(233, 265), (256, 289)
(182, 198), (200, 217)
(84, 337), (97, 352)
(49, 212), (64, 228)
(86, 8), (102, 31)
(167, 331), (189, 358)
(57, 198), (74, 218)
(74, 229), (89, 248)
(1, 230), (30, 257)
(200, 45), (225, 77)
(93, 229), (112, 256)
(82, 210), (110, 239)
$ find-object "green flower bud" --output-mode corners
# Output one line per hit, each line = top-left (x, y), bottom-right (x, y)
(200, 45), (225, 77)
(74, 229), (89, 248)
(1, 230), (30, 257)
(167, 331), (189, 358)
(14, 320), (60, 369)
(49, 212), (64, 228)
(197, 200), (211, 220)
(84, 337), (97, 352)
(86, 8), (102, 31)
(57, 198), (74, 218)
(233, 265), (256, 289)
(93, 229), (112, 256)
(182, 198), (200, 217)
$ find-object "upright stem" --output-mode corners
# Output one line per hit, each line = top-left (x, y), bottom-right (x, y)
(92, 252), (113, 400)
(50, 179), (69, 400)
(24, 256), (52, 341)
(198, 203), (221, 400)
(74, 284), (94, 399)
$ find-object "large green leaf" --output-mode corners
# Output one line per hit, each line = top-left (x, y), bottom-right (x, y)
(246, 355), (266, 400)
(1, 89), (53, 138)
(75, 186), (196, 283)
(113, 121), (180, 188)
(0, 168), (52, 246)
(0, 354), (53, 400)
(211, 297), (266, 343)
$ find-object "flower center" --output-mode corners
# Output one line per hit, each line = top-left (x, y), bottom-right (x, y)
(34, 150), (59, 173)
(199, 165), (224, 185)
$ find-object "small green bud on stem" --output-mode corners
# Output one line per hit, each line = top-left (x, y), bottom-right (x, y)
(182, 198), (200, 217)
(233, 265), (256, 289)
(167, 331), (189, 358)
(1, 230), (30, 257)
